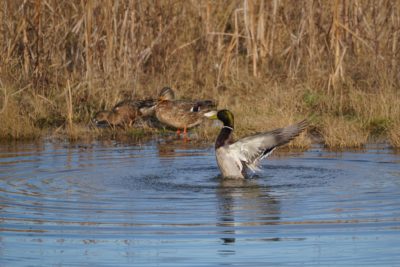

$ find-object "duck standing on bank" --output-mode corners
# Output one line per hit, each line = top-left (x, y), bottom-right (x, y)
(205, 109), (308, 178)
(155, 87), (217, 138)
(93, 99), (156, 127)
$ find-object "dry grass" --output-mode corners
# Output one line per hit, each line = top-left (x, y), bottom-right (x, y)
(320, 116), (369, 149)
(1, 1), (400, 149)
(389, 120), (400, 148)
(0, 95), (41, 140)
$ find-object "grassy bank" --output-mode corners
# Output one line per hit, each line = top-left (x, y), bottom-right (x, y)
(0, 1), (399, 148)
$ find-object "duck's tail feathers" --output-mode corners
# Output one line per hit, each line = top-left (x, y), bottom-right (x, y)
(191, 100), (217, 112)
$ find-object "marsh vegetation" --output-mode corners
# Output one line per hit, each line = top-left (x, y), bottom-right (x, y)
(0, 1), (399, 148)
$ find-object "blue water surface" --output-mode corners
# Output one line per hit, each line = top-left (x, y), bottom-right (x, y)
(0, 140), (399, 266)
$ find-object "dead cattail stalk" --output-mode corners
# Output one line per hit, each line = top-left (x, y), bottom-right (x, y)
(221, 32), (240, 78)
(119, 9), (130, 80)
(336, 21), (373, 52)
(256, 0), (267, 57)
(391, 4), (399, 81)
(22, 6), (30, 77)
(0, 2), (6, 69)
(33, 0), (42, 87)
(234, 8), (240, 77)
(84, 0), (93, 91)
(0, 87), (7, 114)
(307, 0), (316, 63)
(167, 37), (202, 62)
(352, 0), (361, 55)
(105, 0), (113, 74)
(66, 80), (73, 130)
(269, 0), (279, 57)
(244, 0), (258, 77)
(206, 0), (212, 43)
(342, 0), (350, 43)
(331, 0), (344, 89)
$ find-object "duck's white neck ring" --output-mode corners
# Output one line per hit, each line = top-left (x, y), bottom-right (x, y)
(223, 126), (234, 131)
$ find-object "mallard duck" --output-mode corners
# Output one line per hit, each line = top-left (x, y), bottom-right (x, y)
(205, 109), (308, 178)
(114, 99), (156, 117)
(155, 87), (217, 136)
(93, 99), (156, 127)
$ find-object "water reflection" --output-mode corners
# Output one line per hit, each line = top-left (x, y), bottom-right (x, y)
(216, 177), (280, 251)
(156, 139), (211, 158)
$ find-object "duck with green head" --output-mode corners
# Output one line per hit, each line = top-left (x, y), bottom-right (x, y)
(205, 109), (308, 179)
(155, 87), (217, 137)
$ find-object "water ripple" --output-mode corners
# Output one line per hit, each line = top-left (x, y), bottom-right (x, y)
(0, 141), (399, 266)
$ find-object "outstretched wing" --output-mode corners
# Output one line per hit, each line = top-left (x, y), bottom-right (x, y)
(227, 120), (308, 172)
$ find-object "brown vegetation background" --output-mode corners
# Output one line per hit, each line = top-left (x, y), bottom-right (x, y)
(0, 0), (399, 147)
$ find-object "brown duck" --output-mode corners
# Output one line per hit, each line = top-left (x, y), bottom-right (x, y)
(93, 99), (156, 127)
(155, 87), (217, 136)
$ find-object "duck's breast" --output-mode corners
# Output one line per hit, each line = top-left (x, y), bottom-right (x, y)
(215, 147), (245, 179)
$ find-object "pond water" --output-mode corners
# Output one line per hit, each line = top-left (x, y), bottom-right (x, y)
(0, 139), (399, 266)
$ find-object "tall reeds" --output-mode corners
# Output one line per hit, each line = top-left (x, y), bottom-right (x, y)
(0, 1), (399, 147)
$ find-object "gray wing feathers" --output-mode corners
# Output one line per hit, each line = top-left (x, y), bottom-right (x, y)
(228, 120), (308, 172)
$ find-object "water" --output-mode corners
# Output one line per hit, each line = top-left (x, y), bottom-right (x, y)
(0, 139), (399, 266)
